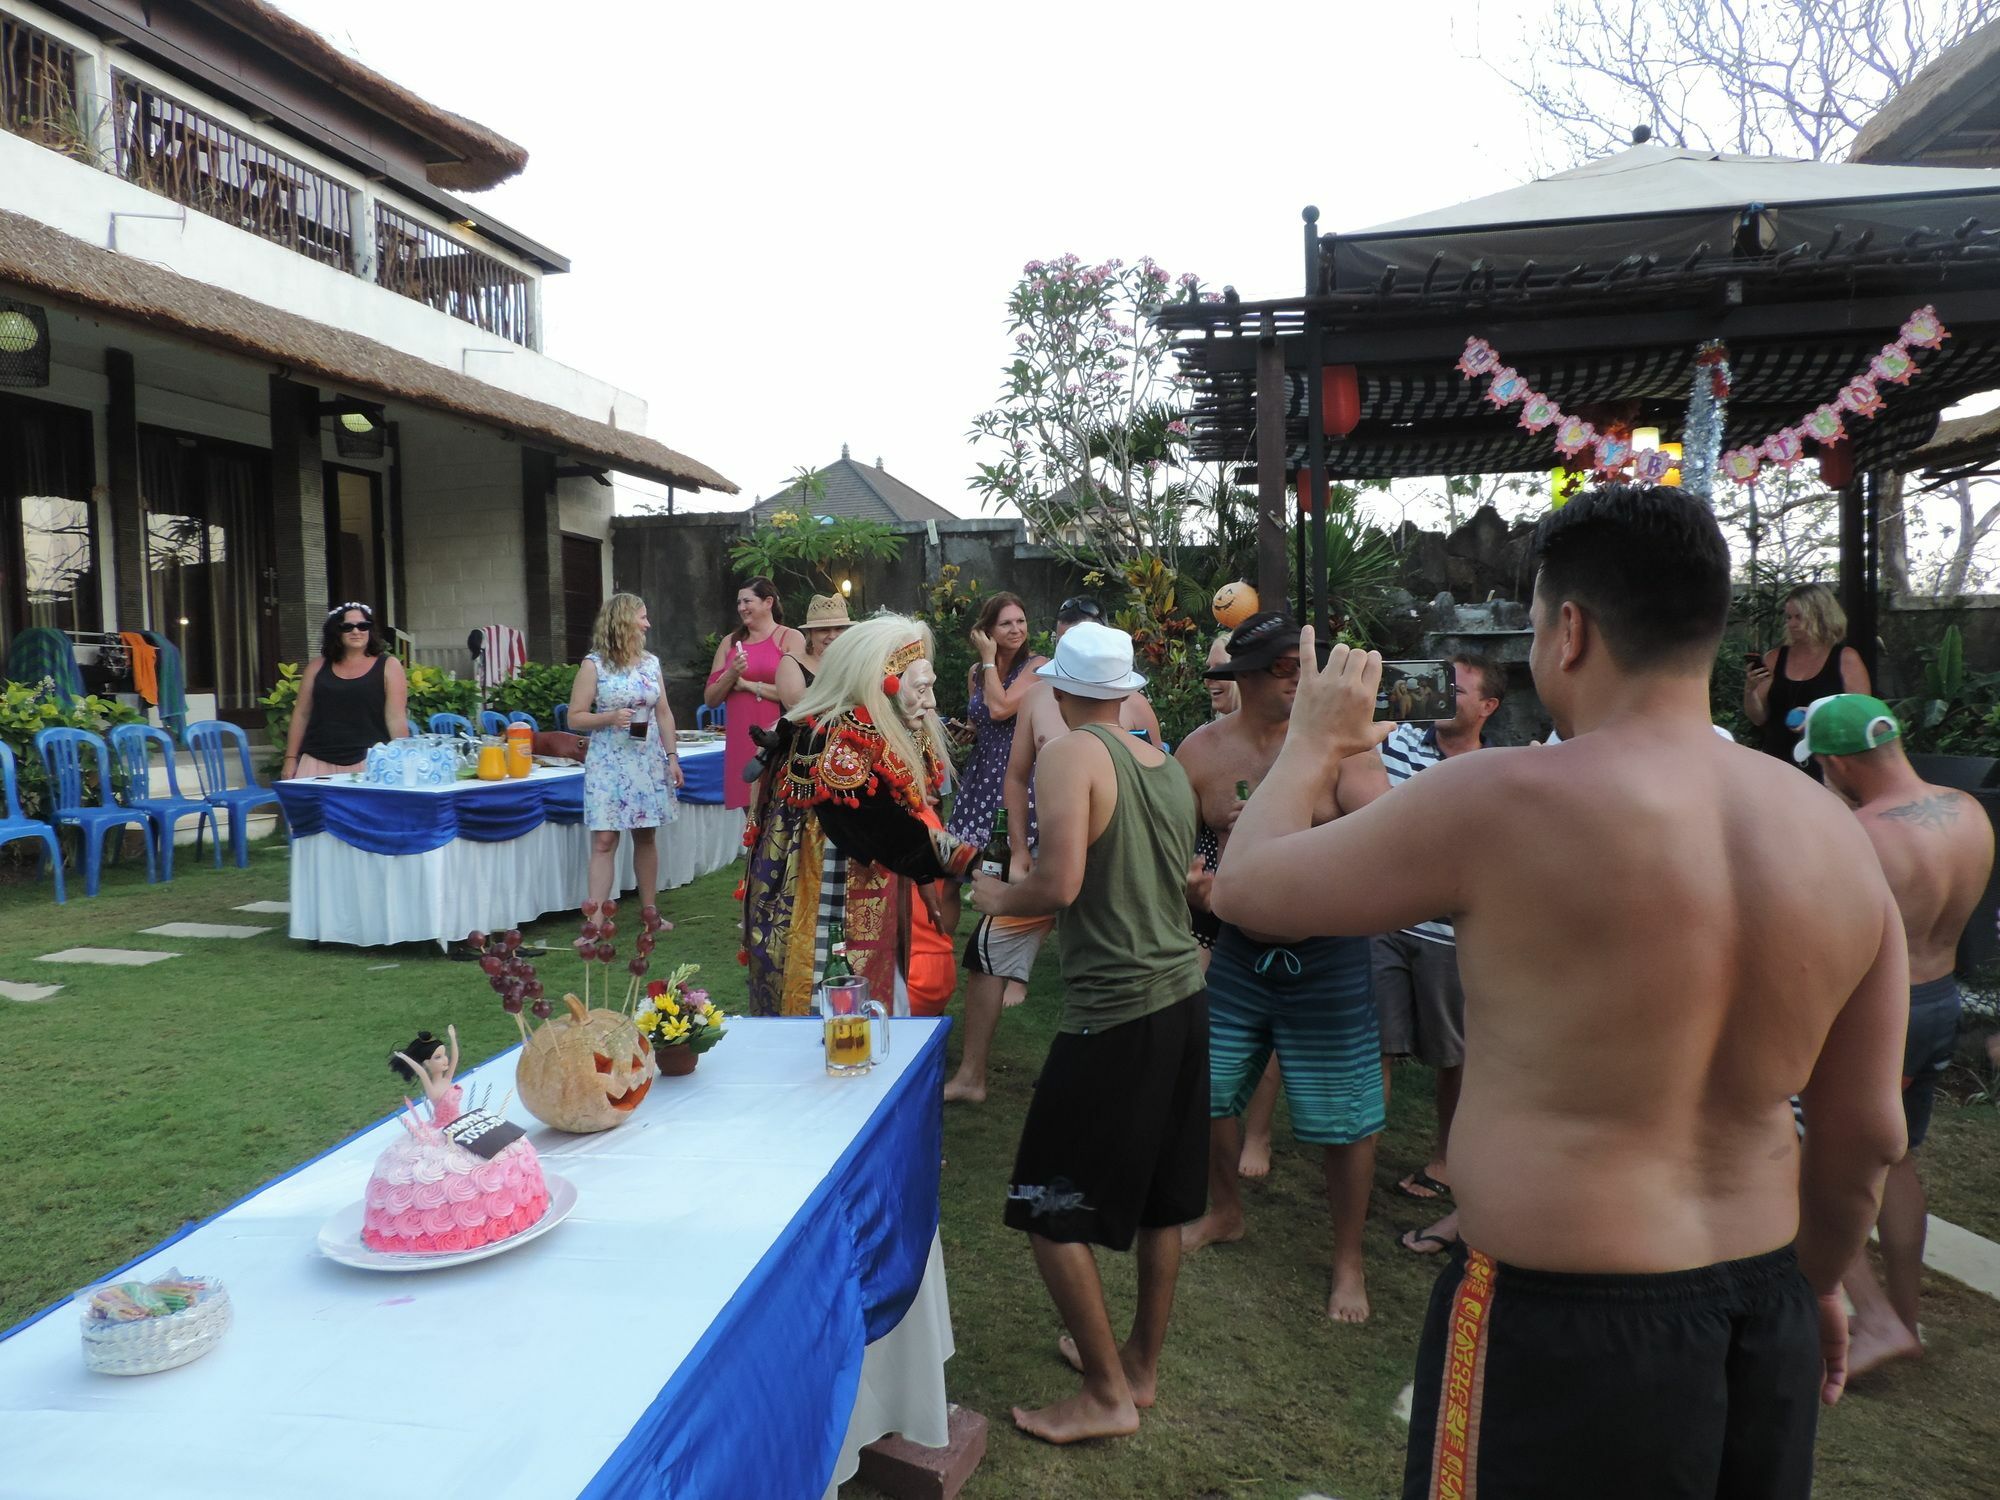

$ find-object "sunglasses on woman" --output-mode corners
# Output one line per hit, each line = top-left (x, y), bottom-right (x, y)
(1058, 597), (1103, 620)
(340, 620), (371, 632)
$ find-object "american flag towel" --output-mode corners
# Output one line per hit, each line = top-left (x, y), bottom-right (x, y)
(475, 625), (526, 689)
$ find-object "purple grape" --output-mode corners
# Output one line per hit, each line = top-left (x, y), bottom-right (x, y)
(601, 899), (619, 918)
(628, 957), (649, 976)
(488, 975), (508, 994)
(636, 932), (655, 956)
(580, 920), (600, 941)
(467, 930), (488, 949)
(501, 995), (524, 1015)
(524, 978), (544, 1000)
(503, 929), (523, 949)
(641, 904), (659, 926)
(572, 935), (594, 954)
(529, 999), (551, 1020)
(595, 941), (615, 963)
(580, 900), (599, 917)
(598, 919), (616, 941)
(479, 953), (503, 977)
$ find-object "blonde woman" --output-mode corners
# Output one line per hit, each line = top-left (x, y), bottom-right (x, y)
(1745, 581), (1870, 773)
(568, 593), (682, 915)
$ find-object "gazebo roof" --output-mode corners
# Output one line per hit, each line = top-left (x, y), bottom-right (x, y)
(1159, 144), (2000, 481)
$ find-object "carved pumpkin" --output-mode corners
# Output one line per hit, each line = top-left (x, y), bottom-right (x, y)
(516, 994), (656, 1133)
(1212, 581), (1259, 629)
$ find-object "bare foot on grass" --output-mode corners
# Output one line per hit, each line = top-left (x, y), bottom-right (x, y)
(1002, 980), (1029, 1009)
(1057, 1334), (1156, 1408)
(1180, 1209), (1245, 1253)
(1846, 1317), (1921, 1380)
(1012, 1388), (1140, 1445)
(1237, 1132), (1272, 1179)
(941, 1075), (986, 1105)
(1328, 1255), (1370, 1324)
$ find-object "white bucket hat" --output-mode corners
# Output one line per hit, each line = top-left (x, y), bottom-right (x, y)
(1034, 621), (1148, 699)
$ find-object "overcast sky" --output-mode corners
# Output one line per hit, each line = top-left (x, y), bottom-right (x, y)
(271, 0), (1567, 516)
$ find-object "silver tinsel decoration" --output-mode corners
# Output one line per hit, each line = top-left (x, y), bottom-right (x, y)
(1681, 340), (1730, 505)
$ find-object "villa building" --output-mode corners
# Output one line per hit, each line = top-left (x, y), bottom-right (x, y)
(0, 0), (733, 722)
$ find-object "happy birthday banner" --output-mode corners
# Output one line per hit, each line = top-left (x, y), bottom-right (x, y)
(1453, 305), (1949, 487)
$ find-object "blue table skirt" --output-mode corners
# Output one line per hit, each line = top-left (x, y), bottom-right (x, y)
(582, 1020), (947, 1500)
(274, 751), (725, 859)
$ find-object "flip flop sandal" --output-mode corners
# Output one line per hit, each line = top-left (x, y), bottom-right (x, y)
(1400, 1227), (1457, 1256)
(1394, 1170), (1452, 1202)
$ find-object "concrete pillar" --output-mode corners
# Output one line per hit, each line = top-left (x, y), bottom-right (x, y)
(269, 375), (327, 661)
(104, 347), (146, 628)
(522, 448), (564, 661)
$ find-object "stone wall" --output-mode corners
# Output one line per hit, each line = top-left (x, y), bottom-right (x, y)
(608, 513), (1096, 726)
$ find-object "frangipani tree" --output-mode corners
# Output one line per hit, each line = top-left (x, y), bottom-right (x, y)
(968, 255), (1219, 579)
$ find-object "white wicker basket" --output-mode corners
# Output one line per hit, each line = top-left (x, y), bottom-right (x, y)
(77, 1276), (231, 1376)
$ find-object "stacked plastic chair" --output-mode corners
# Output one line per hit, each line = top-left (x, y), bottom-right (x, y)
(507, 710), (540, 732)
(0, 740), (63, 902)
(33, 728), (156, 896)
(429, 712), (475, 737)
(110, 724), (221, 880)
(183, 720), (283, 869)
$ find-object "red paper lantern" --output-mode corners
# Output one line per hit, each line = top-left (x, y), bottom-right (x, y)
(1817, 440), (1854, 489)
(1296, 466), (1314, 516)
(1321, 365), (1361, 437)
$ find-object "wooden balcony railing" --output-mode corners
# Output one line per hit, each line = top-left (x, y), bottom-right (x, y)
(2, 15), (88, 159)
(110, 71), (353, 271)
(374, 203), (534, 347)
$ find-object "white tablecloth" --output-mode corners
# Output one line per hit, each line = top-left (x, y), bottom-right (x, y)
(0, 1020), (953, 1499)
(286, 748), (742, 947)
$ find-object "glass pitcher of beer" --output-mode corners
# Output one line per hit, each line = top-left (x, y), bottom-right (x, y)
(817, 976), (890, 1077)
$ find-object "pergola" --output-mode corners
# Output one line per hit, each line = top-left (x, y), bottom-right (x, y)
(1157, 142), (2000, 666)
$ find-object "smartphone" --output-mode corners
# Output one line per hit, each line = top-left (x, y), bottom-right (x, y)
(1743, 652), (1765, 668)
(1374, 659), (1457, 723)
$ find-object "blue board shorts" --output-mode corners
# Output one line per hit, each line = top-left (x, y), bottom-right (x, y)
(1207, 925), (1384, 1146)
(1903, 974), (1961, 1150)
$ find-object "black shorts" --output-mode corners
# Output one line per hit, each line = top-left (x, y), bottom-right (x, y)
(1903, 974), (1961, 1149)
(1404, 1243), (1819, 1500)
(1003, 991), (1209, 1251)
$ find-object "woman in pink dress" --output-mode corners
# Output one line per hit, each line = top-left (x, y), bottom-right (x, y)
(703, 578), (804, 811)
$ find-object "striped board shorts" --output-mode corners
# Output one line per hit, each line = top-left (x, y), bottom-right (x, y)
(1207, 925), (1384, 1146)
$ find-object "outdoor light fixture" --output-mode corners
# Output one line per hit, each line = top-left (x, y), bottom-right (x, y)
(838, 578), (853, 597)
(1660, 442), (1683, 487)
(318, 398), (388, 459)
(0, 297), (50, 388)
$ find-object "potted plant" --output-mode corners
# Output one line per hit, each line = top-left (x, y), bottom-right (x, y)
(635, 963), (729, 1075)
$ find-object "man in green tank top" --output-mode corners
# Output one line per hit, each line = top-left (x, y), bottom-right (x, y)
(970, 622), (1208, 1445)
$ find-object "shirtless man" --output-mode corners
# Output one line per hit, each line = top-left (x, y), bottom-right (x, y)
(1175, 611), (1390, 1323)
(944, 596), (1158, 1103)
(1803, 694), (1994, 1378)
(1215, 486), (1907, 1498)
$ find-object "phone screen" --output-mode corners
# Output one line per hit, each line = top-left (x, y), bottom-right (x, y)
(1374, 660), (1457, 723)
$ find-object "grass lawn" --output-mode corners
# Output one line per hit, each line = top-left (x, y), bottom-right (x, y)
(4, 850), (2000, 1498)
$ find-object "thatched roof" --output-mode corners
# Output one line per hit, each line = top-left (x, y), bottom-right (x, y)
(1905, 405), (2000, 472)
(1851, 18), (2000, 167)
(0, 209), (736, 493)
(199, 0), (528, 191)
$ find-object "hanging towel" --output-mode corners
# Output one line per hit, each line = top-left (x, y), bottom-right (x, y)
(137, 631), (188, 739)
(120, 631), (160, 705)
(476, 624), (526, 690)
(4, 627), (82, 705)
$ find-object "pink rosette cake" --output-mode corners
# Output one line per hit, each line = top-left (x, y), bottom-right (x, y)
(361, 1086), (549, 1254)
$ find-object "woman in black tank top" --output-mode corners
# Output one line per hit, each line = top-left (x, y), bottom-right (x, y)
(1743, 583), (1870, 777)
(282, 603), (408, 777)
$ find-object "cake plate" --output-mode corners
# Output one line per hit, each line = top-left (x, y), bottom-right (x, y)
(317, 1174), (577, 1271)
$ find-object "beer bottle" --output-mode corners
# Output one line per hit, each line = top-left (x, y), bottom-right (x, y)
(823, 920), (852, 982)
(980, 810), (1011, 881)
(1236, 779), (1252, 801)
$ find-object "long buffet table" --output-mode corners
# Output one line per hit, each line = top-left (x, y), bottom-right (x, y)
(273, 741), (739, 947)
(0, 1018), (956, 1500)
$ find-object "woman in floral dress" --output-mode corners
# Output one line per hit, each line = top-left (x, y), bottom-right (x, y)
(568, 593), (683, 916)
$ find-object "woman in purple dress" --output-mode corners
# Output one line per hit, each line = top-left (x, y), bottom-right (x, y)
(941, 593), (1045, 931)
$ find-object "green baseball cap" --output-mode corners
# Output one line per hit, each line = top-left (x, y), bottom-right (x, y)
(1795, 694), (1902, 764)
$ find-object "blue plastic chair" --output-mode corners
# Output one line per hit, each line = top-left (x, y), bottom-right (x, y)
(479, 711), (509, 736)
(507, 710), (540, 732)
(550, 703), (569, 732)
(429, 713), (474, 737)
(183, 720), (283, 869)
(695, 704), (726, 731)
(34, 727), (156, 896)
(110, 724), (220, 881)
(0, 740), (63, 903)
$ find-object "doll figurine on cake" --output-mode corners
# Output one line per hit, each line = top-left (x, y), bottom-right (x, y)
(742, 615), (976, 1015)
(362, 1026), (550, 1255)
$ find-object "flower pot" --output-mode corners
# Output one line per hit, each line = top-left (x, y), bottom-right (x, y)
(653, 1044), (698, 1077)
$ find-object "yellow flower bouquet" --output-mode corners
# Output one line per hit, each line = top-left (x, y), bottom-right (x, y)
(636, 964), (728, 1073)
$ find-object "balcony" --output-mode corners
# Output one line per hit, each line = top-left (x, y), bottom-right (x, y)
(3, 11), (537, 350)
(1, 13), (88, 160)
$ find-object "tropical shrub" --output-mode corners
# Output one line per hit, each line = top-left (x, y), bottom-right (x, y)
(0, 679), (141, 826)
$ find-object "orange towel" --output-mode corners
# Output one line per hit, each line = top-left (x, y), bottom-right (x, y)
(119, 631), (159, 704)
(905, 894), (958, 1017)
